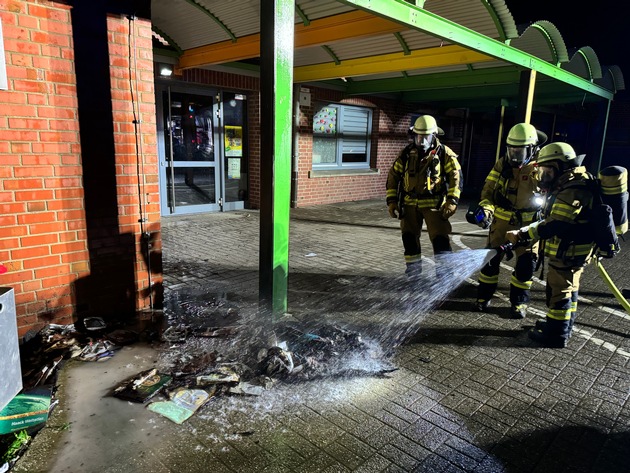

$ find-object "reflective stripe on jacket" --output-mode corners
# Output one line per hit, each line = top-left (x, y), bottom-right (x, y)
(479, 159), (541, 226)
(386, 140), (462, 208)
(524, 166), (595, 265)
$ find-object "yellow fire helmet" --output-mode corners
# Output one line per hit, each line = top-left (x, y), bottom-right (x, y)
(412, 115), (444, 136)
(537, 142), (583, 169)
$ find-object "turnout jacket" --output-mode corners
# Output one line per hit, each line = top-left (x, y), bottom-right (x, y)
(479, 159), (541, 226)
(386, 140), (462, 209)
(520, 166), (595, 266)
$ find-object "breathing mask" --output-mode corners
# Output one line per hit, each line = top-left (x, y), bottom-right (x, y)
(506, 145), (532, 168)
(414, 133), (434, 152)
(537, 164), (558, 191)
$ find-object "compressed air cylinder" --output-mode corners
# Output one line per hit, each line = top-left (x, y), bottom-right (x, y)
(599, 166), (628, 235)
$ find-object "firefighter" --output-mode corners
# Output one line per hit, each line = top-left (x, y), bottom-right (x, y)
(471, 123), (547, 318)
(386, 115), (463, 276)
(506, 142), (596, 348)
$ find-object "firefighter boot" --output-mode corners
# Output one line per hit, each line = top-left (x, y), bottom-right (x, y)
(535, 319), (572, 339)
(528, 317), (568, 348)
(510, 304), (527, 319)
(405, 262), (422, 280)
(474, 299), (491, 312)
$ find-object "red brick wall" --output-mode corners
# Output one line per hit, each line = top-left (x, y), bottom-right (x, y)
(106, 14), (161, 315)
(0, 1), (86, 335)
(296, 87), (415, 207)
(0, 1), (160, 335)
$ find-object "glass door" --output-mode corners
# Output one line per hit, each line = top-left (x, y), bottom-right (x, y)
(157, 85), (248, 215)
(158, 86), (220, 215)
(221, 91), (248, 211)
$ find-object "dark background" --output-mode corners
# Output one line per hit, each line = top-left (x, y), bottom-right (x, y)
(507, 1), (627, 101)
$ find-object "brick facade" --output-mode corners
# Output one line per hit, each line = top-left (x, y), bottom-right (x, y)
(0, 1), (159, 335)
(178, 70), (417, 209)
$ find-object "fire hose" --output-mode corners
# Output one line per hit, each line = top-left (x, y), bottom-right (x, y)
(593, 257), (630, 314)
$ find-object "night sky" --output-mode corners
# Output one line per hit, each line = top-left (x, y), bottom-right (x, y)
(506, 2), (627, 101)
(507, 3), (625, 76)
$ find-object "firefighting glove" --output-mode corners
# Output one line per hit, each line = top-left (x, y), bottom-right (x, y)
(440, 199), (457, 220)
(478, 209), (492, 229)
(388, 202), (399, 219)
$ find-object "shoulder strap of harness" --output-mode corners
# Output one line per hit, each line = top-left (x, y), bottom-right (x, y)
(400, 143), (414, 171)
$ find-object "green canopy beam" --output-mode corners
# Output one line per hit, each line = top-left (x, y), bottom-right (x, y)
(338, 0), (613, 100)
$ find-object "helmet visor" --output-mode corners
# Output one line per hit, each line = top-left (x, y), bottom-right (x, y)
(506, 145), (529, 167)
(414, 133), (434, 152)
(537, 164), (558, 190)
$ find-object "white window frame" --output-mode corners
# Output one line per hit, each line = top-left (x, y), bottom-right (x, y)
(312, 102), (372, 170)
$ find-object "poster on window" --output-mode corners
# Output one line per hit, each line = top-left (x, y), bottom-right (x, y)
(225, 125), (242, 157)
(228, 158), (241, 179)
(313, 107), (336, 134)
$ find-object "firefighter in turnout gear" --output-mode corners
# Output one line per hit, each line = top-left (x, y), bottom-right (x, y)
(386, 115), (463, 277)
(471, 123), (547, 318)
(507, 142), (596, 348)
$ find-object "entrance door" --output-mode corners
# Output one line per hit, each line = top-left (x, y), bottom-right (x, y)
(157, 85), (248, 216)
(157, 86), (219, 214)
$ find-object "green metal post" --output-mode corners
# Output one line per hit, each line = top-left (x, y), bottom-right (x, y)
(596, 100), (612, 173)
(259, 0), (294, 318)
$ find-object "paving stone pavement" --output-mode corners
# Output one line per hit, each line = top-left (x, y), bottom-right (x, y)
(15, 199), (630, 473)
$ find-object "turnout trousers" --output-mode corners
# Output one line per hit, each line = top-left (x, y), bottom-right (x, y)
(477, 218), (538, 305)
(400, 205), (452, 273)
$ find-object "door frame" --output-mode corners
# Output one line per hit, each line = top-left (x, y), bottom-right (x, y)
(156, 83), (239, 216)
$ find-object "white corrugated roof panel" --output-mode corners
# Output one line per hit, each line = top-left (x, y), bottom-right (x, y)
(296, 0), (355, 21)
(294, 47), (335, 67)
(328, 34), (406, 61)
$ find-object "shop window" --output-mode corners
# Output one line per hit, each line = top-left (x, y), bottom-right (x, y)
(312, 103), (372, 169)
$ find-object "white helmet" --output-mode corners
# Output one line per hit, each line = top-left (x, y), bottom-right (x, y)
(505, 123), (547, 167)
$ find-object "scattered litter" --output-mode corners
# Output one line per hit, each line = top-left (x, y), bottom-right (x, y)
(77, 340), (118, 362)
(78, 317), (107, 333)
(147, 388), (212, 424)
(304, 252), (317, 257)
(26, 355), (63, 389)
(259, 346), (297, 376)
(194, 326), (238, 338)
(113, 369), (173, 403)
(162, 325), (189, 343)
(419, 356), (431, 363)
(0, 386), (53, 435)
(228, 382), (265, 396)
(196, 366), (240, 386)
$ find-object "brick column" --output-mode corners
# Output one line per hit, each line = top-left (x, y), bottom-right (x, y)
(0, 0), (161, 335)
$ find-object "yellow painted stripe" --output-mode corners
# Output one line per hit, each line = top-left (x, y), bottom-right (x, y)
(178, 11), (404, 69)
(294, 45), (493, 82)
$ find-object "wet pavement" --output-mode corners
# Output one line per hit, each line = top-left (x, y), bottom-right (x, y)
(13, 199), (630, 472)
